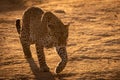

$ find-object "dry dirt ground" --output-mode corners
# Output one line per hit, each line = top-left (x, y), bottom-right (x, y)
(0, 0), (120, 80)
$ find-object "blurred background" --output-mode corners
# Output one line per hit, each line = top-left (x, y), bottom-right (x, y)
(0, 0), (120, 80)
(0, 0), (52, 12)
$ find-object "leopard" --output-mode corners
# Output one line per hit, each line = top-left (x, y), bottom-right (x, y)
(15, 7), (69, 73)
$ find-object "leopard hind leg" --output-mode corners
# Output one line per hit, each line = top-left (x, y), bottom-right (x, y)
(20, 26), (32, 58)
(21, 39), (32, 58)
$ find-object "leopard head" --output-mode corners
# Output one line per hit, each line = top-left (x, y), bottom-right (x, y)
(48, 23), (69, 47)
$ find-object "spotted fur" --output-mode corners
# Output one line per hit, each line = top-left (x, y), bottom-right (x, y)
(16, 7), (69, 73)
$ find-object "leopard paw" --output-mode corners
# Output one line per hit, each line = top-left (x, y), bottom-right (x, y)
(55, 61), (67, 73)
(40, 66), (50, 72)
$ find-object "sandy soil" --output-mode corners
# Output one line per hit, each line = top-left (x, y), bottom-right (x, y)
(0, 0), (120, 80)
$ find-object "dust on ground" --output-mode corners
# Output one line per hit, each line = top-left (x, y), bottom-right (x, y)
(0, 0), (120, 80)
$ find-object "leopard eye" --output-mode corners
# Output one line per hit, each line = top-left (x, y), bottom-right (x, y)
(48, 24), (53, 28)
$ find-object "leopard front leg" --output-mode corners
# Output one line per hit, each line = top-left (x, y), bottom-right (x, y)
(35, 43), (49, 72)
(55, 46), (68, 73)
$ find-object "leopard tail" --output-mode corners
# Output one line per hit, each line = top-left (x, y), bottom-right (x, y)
(16, 19), (21, 34)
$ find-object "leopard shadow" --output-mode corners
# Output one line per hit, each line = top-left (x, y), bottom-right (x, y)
(26, 58), (55, 80)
